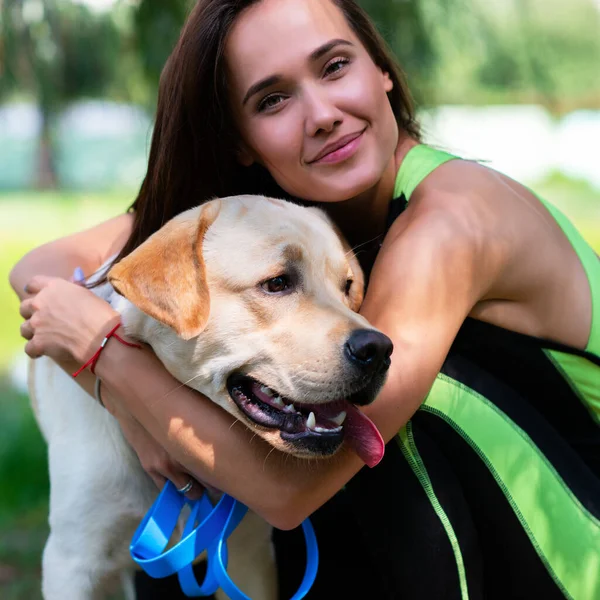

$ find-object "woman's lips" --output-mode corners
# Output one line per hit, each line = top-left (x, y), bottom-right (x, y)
(309, 130), (365, 165)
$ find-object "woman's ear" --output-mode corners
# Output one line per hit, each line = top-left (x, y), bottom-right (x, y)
(382, 71), (393, 93)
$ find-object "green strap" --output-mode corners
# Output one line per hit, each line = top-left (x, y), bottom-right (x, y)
(423, 375), (600, 600)
(545, 349), (600, 423)
(537, 201), (600, 357)
(397, 424), (470, 600)
(394, 145), (458, 201)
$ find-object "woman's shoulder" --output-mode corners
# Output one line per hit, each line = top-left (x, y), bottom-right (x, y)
(385, 156), (594, 349)
(411, 158), (519, 215)
(382, 156), (544, 304)
(387, 158), (506, 249)
(403, 156), (550, 249)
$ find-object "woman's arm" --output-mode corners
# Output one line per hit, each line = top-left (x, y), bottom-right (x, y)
(10, 212), (134, 398)
(12, 213), (206, 496)
(17, 186), (507, 528)
(83, 203), (499, 529)
(9, 212), (134, 302)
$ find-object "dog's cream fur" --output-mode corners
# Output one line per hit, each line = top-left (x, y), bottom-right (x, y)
(30, 195), (378, 599)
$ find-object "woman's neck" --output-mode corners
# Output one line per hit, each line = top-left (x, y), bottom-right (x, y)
(322, 134), (419, 251)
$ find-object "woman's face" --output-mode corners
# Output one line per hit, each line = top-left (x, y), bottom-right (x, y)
(226, 0), (399, 203)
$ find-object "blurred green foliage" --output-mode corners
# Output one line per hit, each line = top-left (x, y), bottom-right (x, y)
(420, 0), (600, 111)
(1, 0), (598, 187)
(1, 0), (124, 185)
(0, 384), (48, 520)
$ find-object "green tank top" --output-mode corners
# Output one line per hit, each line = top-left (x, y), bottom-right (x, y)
(393, 144), (600, 420)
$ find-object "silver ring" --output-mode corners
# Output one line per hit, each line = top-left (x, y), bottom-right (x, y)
(177, 479), (194, 495)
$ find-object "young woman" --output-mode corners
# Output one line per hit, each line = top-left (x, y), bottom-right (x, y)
(11, 0), (600, 598)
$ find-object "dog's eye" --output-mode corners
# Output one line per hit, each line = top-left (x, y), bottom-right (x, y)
(345, 278), (353, 295)
(262, 275), (292, 294)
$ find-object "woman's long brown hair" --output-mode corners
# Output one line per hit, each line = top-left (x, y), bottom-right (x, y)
(99, 0), (420, 283)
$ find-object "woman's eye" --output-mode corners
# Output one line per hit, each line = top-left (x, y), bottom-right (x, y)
(324, 57), (349, 77)
(257, 94), (286, 113)
(261, 275), (292, 294)
(345, 278), (353, 295)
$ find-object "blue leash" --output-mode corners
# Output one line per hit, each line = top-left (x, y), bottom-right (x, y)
(130, 481), (319, 599)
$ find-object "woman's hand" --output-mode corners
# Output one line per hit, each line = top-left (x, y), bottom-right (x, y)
(101, 387), (206, 500)
(19, 274), (208, 500)
(19, 275), (119, 364)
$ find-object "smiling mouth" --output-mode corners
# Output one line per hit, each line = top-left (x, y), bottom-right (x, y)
(308, 129), (366, 164)
(227, 374), (348, 444)
(226, 373), (386, 465)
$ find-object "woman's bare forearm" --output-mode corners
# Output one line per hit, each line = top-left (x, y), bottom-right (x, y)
(9, 212), (134, 302)
(10, 243), (92, 301)
(94, 340), (369, 529)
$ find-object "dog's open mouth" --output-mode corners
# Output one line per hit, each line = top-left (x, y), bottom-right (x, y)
(227, 374), (384, 467)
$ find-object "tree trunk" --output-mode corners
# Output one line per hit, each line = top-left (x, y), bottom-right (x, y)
(36, 108), (58, 189)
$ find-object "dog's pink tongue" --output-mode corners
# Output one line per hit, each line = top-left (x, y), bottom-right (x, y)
(343, 404), (385, 467)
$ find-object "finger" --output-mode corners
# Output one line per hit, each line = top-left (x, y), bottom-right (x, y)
(24, 275), (54, 295)
(24, 339), (42, 359)
(19, 298), (34, 320)
(149, 472), (167, 491)
(20, 320), (34, 341)
(169, 472), (204, 500)
(185, 479), (204, 501)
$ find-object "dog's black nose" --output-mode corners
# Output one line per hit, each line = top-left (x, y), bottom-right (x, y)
(344, 329), (393, 373)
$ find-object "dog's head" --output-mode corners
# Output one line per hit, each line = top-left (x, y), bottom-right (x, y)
(108, 196), (391, 466)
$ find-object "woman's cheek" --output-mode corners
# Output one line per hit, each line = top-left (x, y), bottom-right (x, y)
(257, 121), (301, 167)
(333, 68), (379, 113)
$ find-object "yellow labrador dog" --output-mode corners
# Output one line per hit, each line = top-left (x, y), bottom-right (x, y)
(29, 196), (391, 600)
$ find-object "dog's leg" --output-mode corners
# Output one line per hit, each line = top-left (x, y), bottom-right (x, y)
(120, 570), (136, 600)
(34, 357), (157, 599)
(42, 532), (108, 600)
(42, 495), (150, 600)
(42, 533), (139, 600)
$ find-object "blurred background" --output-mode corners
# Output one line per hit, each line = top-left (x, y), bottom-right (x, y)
(0, 0), (599, 596)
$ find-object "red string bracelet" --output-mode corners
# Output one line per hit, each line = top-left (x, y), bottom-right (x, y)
(72, 322), (142, 378)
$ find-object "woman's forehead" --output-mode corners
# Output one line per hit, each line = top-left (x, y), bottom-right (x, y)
(226, 0), (356, 88)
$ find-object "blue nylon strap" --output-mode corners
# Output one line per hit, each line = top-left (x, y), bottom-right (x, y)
(130, 481), (319, 599)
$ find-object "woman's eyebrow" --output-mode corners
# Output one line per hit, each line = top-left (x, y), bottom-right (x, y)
(242, 38), (354, 106)
(309, 38), (353, 62)
(243, 75), (282, 106)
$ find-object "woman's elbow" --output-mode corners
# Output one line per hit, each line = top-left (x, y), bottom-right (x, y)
(9, 255), (29, 297)
(257, 492), (314, 531)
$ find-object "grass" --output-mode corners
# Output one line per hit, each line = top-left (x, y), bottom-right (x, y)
(0, 382), (48, 599)
(0, 190), (132, 367)
(0, 179), (597, 597)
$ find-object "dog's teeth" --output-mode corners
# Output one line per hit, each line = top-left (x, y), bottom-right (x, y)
(283, 404), (297, 414)
(307, 412), (316, 430)
(260, 385), (275, 397)
(314, 425), (343, 434)
(331, 411), (347, 426)
(272, 396), (284, 407)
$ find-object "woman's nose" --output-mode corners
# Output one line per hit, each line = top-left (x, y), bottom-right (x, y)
(303, 87), (343, 136)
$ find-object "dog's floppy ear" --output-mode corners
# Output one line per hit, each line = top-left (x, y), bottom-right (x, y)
(108, 201), (221, 340)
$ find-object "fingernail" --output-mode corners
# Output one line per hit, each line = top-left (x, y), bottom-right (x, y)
(23, 284), (30, 294)
(73, 267), (85, 283)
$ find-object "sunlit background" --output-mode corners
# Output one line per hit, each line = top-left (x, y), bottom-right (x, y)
(0, 0), (599, 596)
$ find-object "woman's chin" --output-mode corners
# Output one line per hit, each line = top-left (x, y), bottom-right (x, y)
(296, 169), (385, 204)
